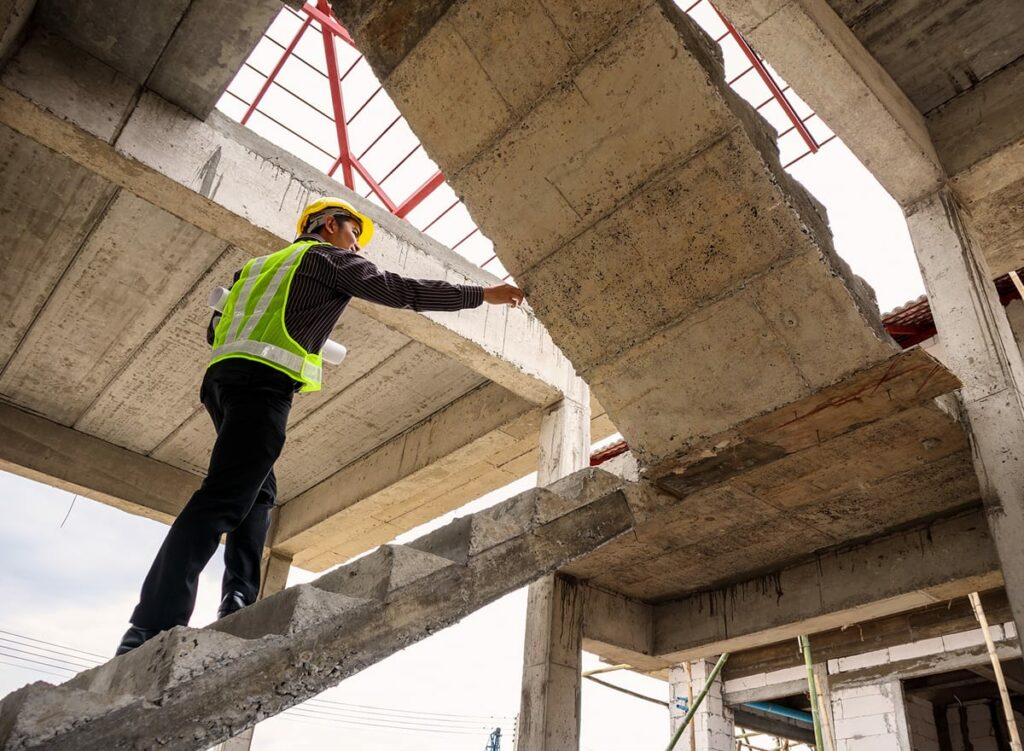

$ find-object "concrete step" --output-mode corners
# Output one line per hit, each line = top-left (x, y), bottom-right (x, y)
(0, 682), (134, 751)
(313, 543), (457, 600)
(211, 585), (373, 640)
(0, 467), (634, 751)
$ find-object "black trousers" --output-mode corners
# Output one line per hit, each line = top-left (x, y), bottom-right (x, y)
(130, 359), (295, 630)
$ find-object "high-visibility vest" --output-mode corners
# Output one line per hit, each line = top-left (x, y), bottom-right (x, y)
(209, 240), (323, 392)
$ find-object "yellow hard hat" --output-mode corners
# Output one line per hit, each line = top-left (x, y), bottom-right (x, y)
(296, 197), (374, 247)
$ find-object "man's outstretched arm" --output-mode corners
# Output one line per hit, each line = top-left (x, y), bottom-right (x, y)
(334, 252), (523, 310)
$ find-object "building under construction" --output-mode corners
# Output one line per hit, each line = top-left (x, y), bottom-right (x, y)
(0, 0), (1023, 748)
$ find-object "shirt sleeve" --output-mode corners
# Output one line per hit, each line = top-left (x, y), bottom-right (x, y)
(331, 251), (485, 312)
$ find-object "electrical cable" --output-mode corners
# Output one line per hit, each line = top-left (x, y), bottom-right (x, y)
(0, 645), (97, 671)
(0, 658), (71, 680)
(0, 629), (518, 736)
(0, 629), (107, 659)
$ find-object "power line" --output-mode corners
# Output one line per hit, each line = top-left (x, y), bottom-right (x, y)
(0, 658), (70, 680)
(0, 645), (97, 671)
(0, 629), (108, 659)
(0, 629), (518, 735)
(308, 694), (514, 722)
(283, 706), (514, 737)
(0, 649), (80, 674)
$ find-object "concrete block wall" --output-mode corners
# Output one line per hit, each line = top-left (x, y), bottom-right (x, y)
(904, 695), (940, 751)
(722, 622), (1022, 751)
(831, 680), (912, 751)
(669, 659), (735, 751)
(946, 702), (1024, 751)
(947, 702), (999, 751)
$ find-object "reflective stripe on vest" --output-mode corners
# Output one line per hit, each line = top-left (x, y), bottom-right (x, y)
(209, 240), (323, 392)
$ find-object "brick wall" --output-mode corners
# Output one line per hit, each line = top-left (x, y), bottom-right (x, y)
(904, 695), (940, 751)
(830, 680), (912, 751)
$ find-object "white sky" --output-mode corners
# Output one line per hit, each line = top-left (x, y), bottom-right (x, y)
(0, 1), (927, 749)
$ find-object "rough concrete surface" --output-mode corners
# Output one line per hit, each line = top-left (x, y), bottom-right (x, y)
(0, 468), (634, 750)
(353, 0), (897, 470)
(0, 12), (594, 575)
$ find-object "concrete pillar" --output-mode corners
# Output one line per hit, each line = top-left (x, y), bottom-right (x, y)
(668, 660), (734, 751)
(831, 679), (913, 751)
(516, 379), (591, 751)
(216, 551), (293, 751)
(905, 187), (1024, 641)
(1004, 299), (1024, 359)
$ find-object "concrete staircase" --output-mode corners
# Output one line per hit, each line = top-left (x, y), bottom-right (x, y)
(0, 469), (634, 751)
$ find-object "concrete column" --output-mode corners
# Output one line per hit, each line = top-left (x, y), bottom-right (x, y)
(1004, 299), (1024, 359)
(905, 187), (1024, 641)
(217, 551), (293, 751)
(830, 679), (912, 751)
(517, 380), (591, 751)
(536, 379), (591, 485)
(668, 660), (734, 751)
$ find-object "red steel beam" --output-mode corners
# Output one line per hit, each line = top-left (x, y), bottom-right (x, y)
(242, 15), (312, 125)
(351, 157), (398, 212)
(420, 198), (460, 233)
(302, 2), (356, 48)
(712, 4), (819, 154)
(318, 0), (354, 188)
(396, 171), (446, 219)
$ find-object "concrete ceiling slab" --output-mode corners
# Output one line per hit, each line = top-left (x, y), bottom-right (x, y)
(825, 0), (1024, 114)
(36, 0), (190, 83)
(74, 246), (248, 453)
(273, 342), (485, 500)
(0, 189), (229, 425)
(0, 123), (117, 372)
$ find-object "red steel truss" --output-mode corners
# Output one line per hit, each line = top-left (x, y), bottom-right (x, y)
(229, 0), (832, 273)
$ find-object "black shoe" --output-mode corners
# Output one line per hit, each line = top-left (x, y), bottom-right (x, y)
(115, 626), (160, 656)
(217, 591), (249, 619)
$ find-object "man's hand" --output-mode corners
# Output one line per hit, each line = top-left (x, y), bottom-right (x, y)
(483, 284), (525, 308)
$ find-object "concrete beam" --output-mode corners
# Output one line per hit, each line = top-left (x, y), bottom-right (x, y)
(0, 36), (571, 406)
(927, 57), (1024, 276)
(0, 401), (197, 524)
(653, 509), (1002, 663)
(712, 0), (944, 207)
(580, 585), (665, 673)
(724, 589), (1013, 679)
(0, 468), (635, 750)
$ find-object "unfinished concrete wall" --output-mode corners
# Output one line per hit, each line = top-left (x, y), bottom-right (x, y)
(669, 660), (734, 751)
(831, 681), (913, 751)
(904, 695), (940, 751)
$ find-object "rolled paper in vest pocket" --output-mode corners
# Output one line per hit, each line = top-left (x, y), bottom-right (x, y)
(208, 286), (348, 365)
(321, 340), (347, 365)
(209, 287), (230, 312)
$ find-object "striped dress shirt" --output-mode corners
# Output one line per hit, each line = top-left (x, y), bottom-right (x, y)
(208, 235), (485, 354)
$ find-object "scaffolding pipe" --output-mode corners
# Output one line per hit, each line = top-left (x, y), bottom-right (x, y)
(968, 592), (1023, 751)
(798, 636), (825, 751)
(743, 702), (813, 725)
(664, 653), (730, 751)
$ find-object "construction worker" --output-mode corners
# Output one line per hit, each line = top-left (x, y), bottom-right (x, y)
(116, 198), (524, 655)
